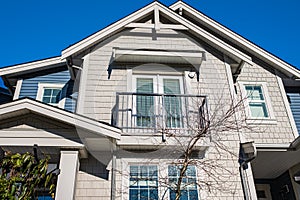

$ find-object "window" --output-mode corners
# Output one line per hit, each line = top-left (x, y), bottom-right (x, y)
(37, 83), (65, 108)
(245, 85), (269, 118)
(129, 165), (158, 200)
(134, 75), (184, 128)
(168, 165), (199, 200)
(240, 82), (275, 122)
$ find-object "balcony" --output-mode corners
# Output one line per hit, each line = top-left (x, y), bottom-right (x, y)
(112, 92), (209, 134)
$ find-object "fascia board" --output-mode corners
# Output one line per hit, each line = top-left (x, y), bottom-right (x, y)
(255, 143), (290, 150)
(0, 57), (65, 77)
(61, 2), (158, 59)
(61, 2), (252, 65)
(0, 138), (85, 148)
(0, 99), (121, 139)
(170, 2), (300, 78)
(157, 4), (252, 65)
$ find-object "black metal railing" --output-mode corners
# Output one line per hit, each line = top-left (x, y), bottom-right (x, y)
(112, 92), (209, 134)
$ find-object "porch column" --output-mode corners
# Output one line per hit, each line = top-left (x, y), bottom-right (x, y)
(55, 151), (80, 200)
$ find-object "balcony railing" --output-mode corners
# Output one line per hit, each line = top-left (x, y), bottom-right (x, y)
(112, 92), (209, 134)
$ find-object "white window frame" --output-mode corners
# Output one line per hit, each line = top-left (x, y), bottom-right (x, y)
(132, 75), (184, 95)
(121, 158), (201, 200)
(239, 82), (276, 124)
(36, 83), (65, 108)
(132, 75), (185, 129)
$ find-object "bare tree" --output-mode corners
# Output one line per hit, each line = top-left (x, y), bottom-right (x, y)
(112, 88), (251, 200)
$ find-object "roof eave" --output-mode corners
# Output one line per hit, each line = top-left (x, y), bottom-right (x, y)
(170, 1), (300, 78)
(0, 57), (66, 77)
(0, 98), (121, 140)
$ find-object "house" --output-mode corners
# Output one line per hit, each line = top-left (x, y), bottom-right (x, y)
(1, 1), (300, 199)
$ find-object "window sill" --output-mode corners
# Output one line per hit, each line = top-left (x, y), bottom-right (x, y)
(246, 118), (277, 125)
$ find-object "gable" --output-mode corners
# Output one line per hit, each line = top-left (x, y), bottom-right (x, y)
(170, 1), (300, 78)
(61, 1), (251, 67)
(0, 113), (84, 148)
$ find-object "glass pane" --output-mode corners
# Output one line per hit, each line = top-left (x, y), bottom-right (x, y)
(43, 89), (52, 96)
(164, 79), (180, 94)
(42, 97), (51, 103)
(249, 103), (269, 118)
(129, 190), (138, 200)
(169, 165), (198, 200)
(52, 89), (61, 96)
(245, 85), (264, 100)
(163, 79), (182, 128)
(149, 189), (158, 200)
(129, 166), (158, 200)
(136, 78), (154, 127)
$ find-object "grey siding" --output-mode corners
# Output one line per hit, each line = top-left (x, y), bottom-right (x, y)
(237, 63), (295, 143)
(19, 69), (76, 112)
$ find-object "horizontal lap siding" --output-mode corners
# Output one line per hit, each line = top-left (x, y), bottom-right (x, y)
(288, 92), (300, 134)
(19, 70), (76, 112)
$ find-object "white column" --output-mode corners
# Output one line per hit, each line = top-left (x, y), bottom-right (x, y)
(55, 151), (79, 200)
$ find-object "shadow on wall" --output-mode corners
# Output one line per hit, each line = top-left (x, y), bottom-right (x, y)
(79, 153), (109, 180)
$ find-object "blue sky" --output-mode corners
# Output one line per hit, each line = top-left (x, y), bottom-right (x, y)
(0, 0), (299, 87)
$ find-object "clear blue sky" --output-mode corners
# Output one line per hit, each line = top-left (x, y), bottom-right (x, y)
(0, 0), (299, 87)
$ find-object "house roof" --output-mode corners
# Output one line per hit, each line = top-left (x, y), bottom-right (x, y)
(60, 1), (299, 78)
(0, 98), (121, 139)
(61, 1), (252, 65)
(170, 1), (300, 78)
(0, 1), (298, 80)
(0, 56), (65, 77)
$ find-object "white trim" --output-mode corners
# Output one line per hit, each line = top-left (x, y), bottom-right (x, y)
(61, 2), (159, 59)
(223, 56), (246, 143)
(0, 57), (65, 76)
(239, 81), (276, 123)
(76, 54), (89, 114)
(13, 79), (23, 100)
(61, 2), (252, 66)
(276, 75), (299, 138)
(0, 98), (121, 139)
(255, 143), (290, 149)
(114, 48), (205, 58)
(126, 69), (133, 92)
(125, 23), (188, 30)
(120, 159), (202, 200)
(36, 83), (66, 108)
(154, 6), (160, 30)
(55, 151), (79, 200)
(0, 138), (84, 148)
(170, 1), (300, 78)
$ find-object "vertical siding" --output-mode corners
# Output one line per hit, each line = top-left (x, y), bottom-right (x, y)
(19, 69), (76, 112)
(287, 92), (300, 134)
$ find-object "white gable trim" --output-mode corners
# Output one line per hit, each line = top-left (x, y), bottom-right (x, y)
(170, 1), (300, 78)
(61, 2), (158, 59)
(0, 98), (121, 139)
(61, 2), (252, 65)
(0, 57), (65, 76)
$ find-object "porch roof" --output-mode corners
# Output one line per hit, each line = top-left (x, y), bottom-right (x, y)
(251, 142), (300, 179)
(0, 98), (121, 140)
